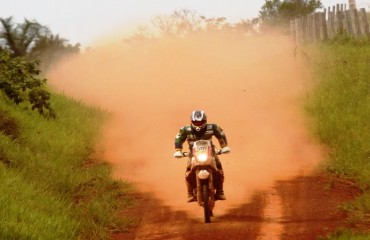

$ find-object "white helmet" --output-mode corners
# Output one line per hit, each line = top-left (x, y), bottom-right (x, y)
(191, 110), (207, 132)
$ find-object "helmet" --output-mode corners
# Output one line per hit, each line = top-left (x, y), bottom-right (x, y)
(191, 110), (207, 132)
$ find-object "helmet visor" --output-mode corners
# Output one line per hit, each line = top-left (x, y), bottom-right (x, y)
(192, 120), (206, 127)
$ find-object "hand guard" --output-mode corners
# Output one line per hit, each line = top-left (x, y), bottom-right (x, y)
(174, 150), (183, 158)
(221, 146), (231, 154)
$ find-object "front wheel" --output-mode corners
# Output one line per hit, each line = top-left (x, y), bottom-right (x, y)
(201, 181), (211, 223)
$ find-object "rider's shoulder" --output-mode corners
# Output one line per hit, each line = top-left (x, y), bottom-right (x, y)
(180, 125), (192, 132)
(208, 123), (223, 131)
(207, 123), (218, 128)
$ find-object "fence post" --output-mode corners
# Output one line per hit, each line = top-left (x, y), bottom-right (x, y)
(345, 10), (353, 35)
(359, 8), (370, 37)
(336, 7), (344, 35)
(313, 13), (320, 43)
(320, 10), (329, 41)
(306, 13), (313, 42)
(348, 0), (357, 10)
(327, 7), (335, 39)
(352, 9), (361, 37)
(295, 17), (304, 45)
(301, 15), (307, 43)
(332, 6), (337, 36)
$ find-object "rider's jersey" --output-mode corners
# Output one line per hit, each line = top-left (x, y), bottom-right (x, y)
(175, 124), (228, 151)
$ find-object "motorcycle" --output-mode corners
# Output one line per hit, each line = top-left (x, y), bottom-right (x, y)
(180, 140), (223, 223)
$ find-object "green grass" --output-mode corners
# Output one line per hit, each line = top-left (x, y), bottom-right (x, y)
(0, 163), (77, 239)
(0, 92), (135, 239)
(322, 229), (370, 240)
(305, 40), (370, 239)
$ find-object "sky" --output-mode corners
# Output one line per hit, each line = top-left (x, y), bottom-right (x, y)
(0, 0), (368, 47)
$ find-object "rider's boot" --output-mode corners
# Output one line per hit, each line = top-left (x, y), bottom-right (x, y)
(215, 171), (226, 200)
(186, 180), (196, 202)
(215, 187), (226, 200)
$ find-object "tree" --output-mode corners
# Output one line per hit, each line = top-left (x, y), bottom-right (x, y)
(123, 8), (264, 45)
(151, 9), (207, 37)
(0, 17), (50, 57)
(0, 17), (79, 69)
(0, 50), (56, 118)
(125, 9), (255, 42)
(30, 34), (79, 71)
(260, 0), (322, 27)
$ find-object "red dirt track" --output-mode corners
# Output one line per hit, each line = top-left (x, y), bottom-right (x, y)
(114, 174), (360, 240)
(46, 32), (359, 239)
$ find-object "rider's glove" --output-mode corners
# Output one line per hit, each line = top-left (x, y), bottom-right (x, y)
(221, 146), (231, 154)
(174, 150), (183, 158)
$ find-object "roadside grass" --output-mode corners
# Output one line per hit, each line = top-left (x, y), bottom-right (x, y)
(320, 229), (370, 240)
(0, 92), (135, 239)
(305, 40), (370, 239)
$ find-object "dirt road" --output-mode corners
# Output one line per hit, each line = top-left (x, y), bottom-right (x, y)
(46, 32), (353, 239)
(114, 174), (360, 240)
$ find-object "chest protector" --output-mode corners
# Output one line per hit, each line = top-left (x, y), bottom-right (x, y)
(186, 124), (215, 147)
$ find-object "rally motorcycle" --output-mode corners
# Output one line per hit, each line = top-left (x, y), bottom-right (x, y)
(181, 140), (223, 223)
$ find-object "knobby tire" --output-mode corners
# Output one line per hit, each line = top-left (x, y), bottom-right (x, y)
(201, 181), (211, 223)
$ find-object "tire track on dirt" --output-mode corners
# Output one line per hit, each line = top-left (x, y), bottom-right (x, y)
(257, 186), (284, 240)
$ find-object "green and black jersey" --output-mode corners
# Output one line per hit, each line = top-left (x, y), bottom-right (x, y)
(175, 124), (228, 151)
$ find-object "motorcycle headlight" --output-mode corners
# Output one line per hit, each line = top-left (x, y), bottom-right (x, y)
(197, 153), (208, 162)
(198, 170), (210, 179)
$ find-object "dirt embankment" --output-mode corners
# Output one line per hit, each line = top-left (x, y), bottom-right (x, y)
(45, 32), (355, 239)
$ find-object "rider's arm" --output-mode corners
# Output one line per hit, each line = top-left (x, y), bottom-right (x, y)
(213, 124), (228, 148)
(175, 126), (187, 151)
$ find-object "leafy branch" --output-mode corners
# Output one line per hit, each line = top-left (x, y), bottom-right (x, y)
(0, 50), (56, 118)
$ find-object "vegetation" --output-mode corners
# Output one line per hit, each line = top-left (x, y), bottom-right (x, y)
(0, 50), (55, 118)
(0, 16), (135, 239)
(323, 230), (370, 240)
(125, 9), (258, 42)
(260, 0), (322, 27)
(0, 91), (135, 239)
(0, 17), (79, 71)
(0, 17), (81, 117)
(1, 6), (369, 239)
(305, 40), (370, 238)
(0, 17), (49, 57)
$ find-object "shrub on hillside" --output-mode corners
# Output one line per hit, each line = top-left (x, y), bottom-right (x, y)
(0, 50), (55, 118)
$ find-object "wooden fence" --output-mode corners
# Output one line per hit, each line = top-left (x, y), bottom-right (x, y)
(290, 5), (370, 44)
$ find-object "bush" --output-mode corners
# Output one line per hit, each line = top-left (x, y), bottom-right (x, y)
(0, 50), (55, 118)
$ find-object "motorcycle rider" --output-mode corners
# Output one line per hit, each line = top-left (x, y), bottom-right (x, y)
(174, 110), (231, 202)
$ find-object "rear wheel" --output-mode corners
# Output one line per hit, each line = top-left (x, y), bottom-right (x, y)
(201, 181), (211, 223)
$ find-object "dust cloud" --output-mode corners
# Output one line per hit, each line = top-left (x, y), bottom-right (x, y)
(47, 32), (324, 216)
